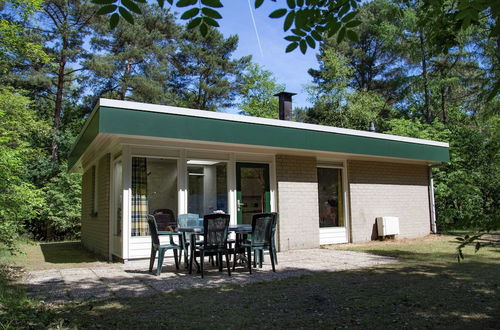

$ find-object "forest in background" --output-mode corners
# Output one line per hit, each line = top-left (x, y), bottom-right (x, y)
(0, 0), (498, 252)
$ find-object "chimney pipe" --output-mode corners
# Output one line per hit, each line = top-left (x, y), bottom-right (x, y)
(274, 91), (296, 121)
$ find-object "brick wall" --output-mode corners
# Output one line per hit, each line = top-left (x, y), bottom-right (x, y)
(81, 153), (110, 258)
(347, 160), (431, 242)
(276, 155), (319, 251)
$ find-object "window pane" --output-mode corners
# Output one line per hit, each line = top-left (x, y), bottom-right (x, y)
(187, 160), (227, 216)
(131, 157), (178, 236)
(317, 168), (344, 228)
(240, 167), (267, 225)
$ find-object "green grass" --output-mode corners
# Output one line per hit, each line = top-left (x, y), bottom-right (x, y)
(1, 236), (499, 329)
(0, 240), (108, 271)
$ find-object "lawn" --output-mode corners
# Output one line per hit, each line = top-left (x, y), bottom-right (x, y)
(1, 235), (498, 329)
(0, 240), (108, 271)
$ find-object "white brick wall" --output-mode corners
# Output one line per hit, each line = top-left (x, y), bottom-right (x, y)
(347, 160), (431, 242)
(81, 154), (110, 257)
(276, 155), (319, 251)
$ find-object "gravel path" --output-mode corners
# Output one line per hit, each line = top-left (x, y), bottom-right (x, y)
(20, 249), (396, 303)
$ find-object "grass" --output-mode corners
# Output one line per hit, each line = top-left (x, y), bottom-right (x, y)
(0, 240), (108, 271)
(1, 235), (499, 329)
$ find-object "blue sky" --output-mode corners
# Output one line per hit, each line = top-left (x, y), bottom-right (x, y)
(214, 1), (320, 112)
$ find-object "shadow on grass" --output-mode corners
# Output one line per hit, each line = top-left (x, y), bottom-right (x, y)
(6, 244), (499, 329)
(39, 242), (106, 264)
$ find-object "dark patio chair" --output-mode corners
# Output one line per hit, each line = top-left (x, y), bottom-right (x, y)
(255, 212), (279, 267)
(147, 215), (182, 276)
(178, 213), (201, 266)
(237, 212), (277, 274)
(153, 209), (176, 231)
(190, 214), (231, 278)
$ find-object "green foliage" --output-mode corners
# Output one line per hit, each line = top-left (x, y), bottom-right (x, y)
(86, 4), (181, 104)
(171, 28), (251, 110)
(0, 89), (44, 252)
(38, 169), (82, 240)
(239, 63), (285, 119)
(304, 49), (387, 130)
(0, 0), (48, 77)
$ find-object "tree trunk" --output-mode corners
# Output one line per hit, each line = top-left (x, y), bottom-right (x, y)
(419, 30), (431, 124)
(51, 37), (68, 162)
(119, 58), (133, 100)
(440, 86), (448, 124)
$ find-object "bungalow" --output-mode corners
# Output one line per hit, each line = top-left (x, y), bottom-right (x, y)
(69, 94), (449, 261)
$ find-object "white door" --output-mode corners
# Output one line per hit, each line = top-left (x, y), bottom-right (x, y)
(317, 167), (348, 244)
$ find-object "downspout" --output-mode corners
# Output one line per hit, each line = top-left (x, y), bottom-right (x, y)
(428, 164), (444, 234)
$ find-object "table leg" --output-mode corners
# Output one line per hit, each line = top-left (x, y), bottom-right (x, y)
(188, 233), (194, 274)
(181, 234), (189, 268)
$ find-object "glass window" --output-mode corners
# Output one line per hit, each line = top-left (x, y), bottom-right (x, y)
(131, 157), (178, 236)
(317, 167), (344, 228)
(187, 160), (227, 216)
(238, 165), (269, 225)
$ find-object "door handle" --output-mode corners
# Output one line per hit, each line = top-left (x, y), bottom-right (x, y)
(237, 200), (246, 211)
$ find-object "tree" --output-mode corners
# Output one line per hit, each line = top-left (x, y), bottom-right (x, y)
(0, 0), (48, 77)
(170, 28), (250, 110)
(309, 0), (403, 103)
(304, 48), (388, 130)
(0, 88), (45, 251)
(239, 63), (285, 119)
(28, 0), (94, 161)
(86, 4), (180, 104)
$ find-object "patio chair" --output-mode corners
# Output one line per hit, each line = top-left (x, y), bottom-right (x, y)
(190, 214), (231, 278)
(255, 212), (279, 267)
(153, 208), (176, 231)
(178, 213), (201, 266)
(237, 212), (277, 274)
(147, 215), (182, 276)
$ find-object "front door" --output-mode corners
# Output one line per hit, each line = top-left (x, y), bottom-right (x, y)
(236, 163), (270, 225)
(317, 167), (348, 244)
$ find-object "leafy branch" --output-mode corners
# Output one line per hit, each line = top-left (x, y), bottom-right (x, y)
(455, 231), (498, 262)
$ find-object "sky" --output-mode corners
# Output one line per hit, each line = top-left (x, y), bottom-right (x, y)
(213, 0), (321, 112)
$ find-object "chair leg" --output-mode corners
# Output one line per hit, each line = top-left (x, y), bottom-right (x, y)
(173, 249), (179, 270)
(149, 247), (156, 273)
(247, 247), (252, 274)
(156, 248), (166, 276)
(189, 247), (194, 274)
(273, 242), (278, 266)
(200, 250), (205, 278)
(259, 250), (263, 268)
(232, 246), (237, 271)
(218, 253), (223, 272)
(225, 252), (231, 276)
(182, 235), (189, 267)
(270, 245), (276, 272)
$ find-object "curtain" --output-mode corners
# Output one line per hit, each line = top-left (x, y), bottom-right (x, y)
(132, 157), (149, 236)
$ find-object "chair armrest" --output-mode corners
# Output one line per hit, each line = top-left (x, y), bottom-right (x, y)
(158, 231), (182, 236)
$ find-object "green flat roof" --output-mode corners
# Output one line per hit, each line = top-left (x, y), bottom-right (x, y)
(69, 99), (450, 170)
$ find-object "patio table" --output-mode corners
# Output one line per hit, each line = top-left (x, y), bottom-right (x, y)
(178, 224), (252, 274)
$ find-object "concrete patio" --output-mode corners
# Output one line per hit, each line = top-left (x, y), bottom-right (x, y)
(20, 249), (397, 303)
